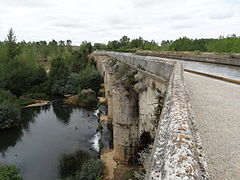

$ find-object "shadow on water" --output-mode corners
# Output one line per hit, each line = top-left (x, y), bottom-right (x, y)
(0, 105), (49, 157)
(52, 100), (73, 125)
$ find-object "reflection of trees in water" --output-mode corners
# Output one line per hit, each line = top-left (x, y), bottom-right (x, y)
(0, 104), (50, 156)
(21, 104), (50, 131)
(52, 101), (73, 125)
(0, 126), (23, 157)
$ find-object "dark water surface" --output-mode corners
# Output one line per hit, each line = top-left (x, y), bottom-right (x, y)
(0, 100), (100, 180)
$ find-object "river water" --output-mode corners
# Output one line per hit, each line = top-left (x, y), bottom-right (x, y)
(0, 100), (109, 180)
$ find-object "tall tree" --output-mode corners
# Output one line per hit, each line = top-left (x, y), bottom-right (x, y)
(5, 28), (19, 60)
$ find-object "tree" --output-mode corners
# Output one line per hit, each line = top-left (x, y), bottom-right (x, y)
(170, 37), (193, 51)
(119, 35), (130, 48)
(49, 57), (70, 95)
(66, 40), (72, 51)
(5, 28), (19, 60)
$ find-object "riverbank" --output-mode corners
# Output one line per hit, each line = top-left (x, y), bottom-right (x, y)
(23, 100), (50, 108)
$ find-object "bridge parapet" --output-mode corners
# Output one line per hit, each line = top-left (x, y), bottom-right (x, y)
(93, 51), (208, 180)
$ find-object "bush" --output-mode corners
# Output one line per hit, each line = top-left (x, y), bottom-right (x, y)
(78, 66), (102, 95)
(0, 101), (21, 129)
(75, 158), (103, 180)
(18, 97), (35, 107)
(0, 165), (23, 180)
(0, 59), (48, 96)
(58, 150), (91, 178)
(77, 89), (98, 109)
(49, 57), (70, 95)
(0, 89), (21, 129)
(22, 93), (49, 100)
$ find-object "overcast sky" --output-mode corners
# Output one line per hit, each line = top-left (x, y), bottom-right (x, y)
(0, 0), (239, 45)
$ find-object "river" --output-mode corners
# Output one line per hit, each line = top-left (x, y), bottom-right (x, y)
(0, 100), (110, 180)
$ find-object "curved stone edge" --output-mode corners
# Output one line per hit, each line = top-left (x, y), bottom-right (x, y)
(93, 51), (209, 180)
(145, 62), (208, 180)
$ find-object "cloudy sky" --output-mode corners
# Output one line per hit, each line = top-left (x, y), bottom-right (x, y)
(0, 0), (239, 45)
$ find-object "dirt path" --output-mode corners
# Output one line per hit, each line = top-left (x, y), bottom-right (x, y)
(184, 72), (240, 180)
(101, 149), (117, 180)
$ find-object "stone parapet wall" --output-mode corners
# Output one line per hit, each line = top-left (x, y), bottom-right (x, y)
(145, 62), (208, 180)
(93, 51), (208, 180)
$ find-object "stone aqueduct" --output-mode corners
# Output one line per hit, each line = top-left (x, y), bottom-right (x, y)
(93, 52), (208, 180)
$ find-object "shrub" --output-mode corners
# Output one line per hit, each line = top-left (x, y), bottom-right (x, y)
(18, 97), (35, 107)
(0, 59), (48, 96)
(0, 89), (21, 129)
(58, 150), (91, 178)
(49, 57), (70, 95)
(0, 101), (21, 129)
(0, 165), (23, 180)
(77, 89), (98, 109)
(75, 158), (103, 180)
(23, 93), (49, 100)
(78, 66), (102, 95)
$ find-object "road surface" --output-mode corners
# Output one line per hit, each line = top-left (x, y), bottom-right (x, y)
(184, 72), (240, 180)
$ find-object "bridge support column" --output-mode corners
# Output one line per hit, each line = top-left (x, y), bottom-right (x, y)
(112, 85), (139, 164)
(104, 71), (114, 120)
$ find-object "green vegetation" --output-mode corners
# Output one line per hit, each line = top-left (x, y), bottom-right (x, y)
(77, 89), (98, 109)
(0, 89), (21, 129)
(0, 28), (102, 129)
(58, 149), (103, 180)
(78, 66), (102, 94)
(94, 34), (240, 53)
(0, 165), (23, 180)
(122, 170), (138, 180)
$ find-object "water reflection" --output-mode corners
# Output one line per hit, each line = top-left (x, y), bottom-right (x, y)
(0, 100), (100, 180)
(52, 100), (73, 125)
(0, 127), (23, 157)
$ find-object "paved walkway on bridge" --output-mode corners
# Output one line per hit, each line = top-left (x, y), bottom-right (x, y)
(184, 72), (240, 180)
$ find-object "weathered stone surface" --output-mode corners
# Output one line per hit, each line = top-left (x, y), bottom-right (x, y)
(93, 52), (208, 180)
(112, 85), (138, 164)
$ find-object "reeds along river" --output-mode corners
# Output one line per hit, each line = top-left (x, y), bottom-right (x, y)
(0, 100), (111, 180)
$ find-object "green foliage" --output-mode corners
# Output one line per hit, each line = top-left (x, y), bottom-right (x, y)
(115, 63), (130, 80)
(122, 170), (137, 180)
(49, 57), (70, 95)
(93, 43), (107, 50)
(94, 34), (240, 53)
(5, 28), (19, 60)
(75, 158), (103, 180)
(23, 93), (48, 100)
(58, 149), (91, 178)
(170, 37), (193, 51)
(0, 165), (23, 180)
(78, 66), (102, 94)
(77, 89), (98, 109)
(0, 59), (48, 96)
(58, 149), (103, 180)
(0, 89), (21, 129)
(96, 122), (103, 132)
(18, 96), (35, 107)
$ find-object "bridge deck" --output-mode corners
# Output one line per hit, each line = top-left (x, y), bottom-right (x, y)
(184, 72), (240, 180)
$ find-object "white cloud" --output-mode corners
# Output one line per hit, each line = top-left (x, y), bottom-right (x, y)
(0, 0), (239, 44)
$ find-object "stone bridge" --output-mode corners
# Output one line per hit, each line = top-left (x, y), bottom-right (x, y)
(93, 51), (240, 180)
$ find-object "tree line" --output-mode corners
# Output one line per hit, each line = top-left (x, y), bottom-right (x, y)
(93, 34), (240, 53)
(0, 28), (101, 130)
